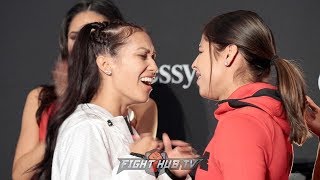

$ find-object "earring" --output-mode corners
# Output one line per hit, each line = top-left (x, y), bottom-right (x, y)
(105, 71), (112, 76)
(225, 54), (230, 66)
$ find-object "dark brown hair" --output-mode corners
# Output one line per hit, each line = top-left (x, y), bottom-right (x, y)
(203, 10), (308, 145)
(36, 0), (124, 125)
(32, 21), (143, 179)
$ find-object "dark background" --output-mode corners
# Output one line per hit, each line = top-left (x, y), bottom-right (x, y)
(1, 0), (319, 179)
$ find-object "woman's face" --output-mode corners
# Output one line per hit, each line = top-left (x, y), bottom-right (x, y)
(110, 31), (158, 104)
(192, 36), (229, 100)
(68, 11), (107, 53)
(54, 11), (107, 96)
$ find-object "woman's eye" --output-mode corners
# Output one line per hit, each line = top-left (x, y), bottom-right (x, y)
(139, 54), (147, 60)
(69, 35), (77, 40)
(151, 54), (156, 60)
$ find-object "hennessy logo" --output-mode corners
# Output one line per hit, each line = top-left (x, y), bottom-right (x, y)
(154, 64), (195, 89)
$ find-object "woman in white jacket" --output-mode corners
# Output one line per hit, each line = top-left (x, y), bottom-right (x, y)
(31, 20), (196, 180)
(13, 1), (159, 179)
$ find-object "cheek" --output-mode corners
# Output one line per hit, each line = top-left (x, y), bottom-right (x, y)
(201, 61), (222, 87)
(127, 60), (147, 75)
(208, 64), (222, 88)
(207, 62), (227, 98)
(117, 64), (141, 83)
(199, 58), (212, 81)
(197, 59), (211, 97)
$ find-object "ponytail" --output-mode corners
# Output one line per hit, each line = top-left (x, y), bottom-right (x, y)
(31, 22), (103, 179)
(273, 57), (309, 145)
(201, 10), (310, 145)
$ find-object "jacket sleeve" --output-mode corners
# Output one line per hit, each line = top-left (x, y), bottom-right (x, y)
(213, 113), (269, 180)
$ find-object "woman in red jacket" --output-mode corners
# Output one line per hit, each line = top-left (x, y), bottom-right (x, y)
(193, 10), (309, 180)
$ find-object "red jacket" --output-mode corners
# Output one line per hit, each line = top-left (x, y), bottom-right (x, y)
(39, 103), (55, 141)
(196, 82), (292, 180)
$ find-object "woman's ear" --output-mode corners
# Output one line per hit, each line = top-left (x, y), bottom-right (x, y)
(96, 55), (113, 76)
(224, 44), (238, 67)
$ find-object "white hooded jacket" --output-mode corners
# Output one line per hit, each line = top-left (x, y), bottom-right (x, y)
(52, 103), (190, 180)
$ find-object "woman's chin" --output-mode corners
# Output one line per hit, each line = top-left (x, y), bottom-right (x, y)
(131, 95), (150, 105)
(198, 88), (207, 98)
(140, 96), (150, 103)
(199, 89), (216, 100)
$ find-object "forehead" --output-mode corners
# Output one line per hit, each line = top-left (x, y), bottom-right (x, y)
(69, 11), (107, 33)
(122, 31), (154, 52)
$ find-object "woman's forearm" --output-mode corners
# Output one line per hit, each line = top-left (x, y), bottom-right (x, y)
(12, 142), (45, 180)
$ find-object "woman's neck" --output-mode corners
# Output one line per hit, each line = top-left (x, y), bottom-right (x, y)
(90, 86), (129, 117)
(218, 80), (252, 100)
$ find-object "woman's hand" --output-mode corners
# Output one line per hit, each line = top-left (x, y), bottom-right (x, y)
(52, 60), (68, 97)
(305, 96), (320, 136)
(130, 133), (159, 155)
(162, 133), (198, 178)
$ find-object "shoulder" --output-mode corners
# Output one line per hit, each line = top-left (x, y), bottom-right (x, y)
(141, 98), (158, 112)
(211, 111), (272, 162)
(22, 87), (44, 119)
(146, 98), (157, 108)
(25, 87), (43, 103)
(29, 86), (43, 96)
(56, 117), (108, 151)
(220, 105), (273, 130)
(215, 110), (271, 144)
(53, 116), (111, 167)
(25, 86), (56, 105)
(59, 108), (108, 139)
(64, 118), (105, 134)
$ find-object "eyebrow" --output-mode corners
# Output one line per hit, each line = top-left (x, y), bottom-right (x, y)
(137, 47), (156, 55)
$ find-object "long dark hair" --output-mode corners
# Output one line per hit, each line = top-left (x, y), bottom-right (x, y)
(203, 10), (308, 145)
(36, 0), (124, 125)
(32, 21), (143, 179)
